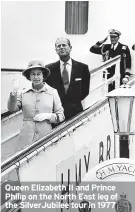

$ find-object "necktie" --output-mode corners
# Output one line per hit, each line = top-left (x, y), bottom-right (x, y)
(62, 63), (69, 93)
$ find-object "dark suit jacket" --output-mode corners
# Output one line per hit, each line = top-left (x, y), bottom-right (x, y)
(90, 42), (131, 81)
(46, 59), (90, 120)
(132, 44), (135, 50)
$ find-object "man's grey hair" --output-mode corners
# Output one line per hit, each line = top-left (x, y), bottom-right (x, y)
(55, 37), (71, 47)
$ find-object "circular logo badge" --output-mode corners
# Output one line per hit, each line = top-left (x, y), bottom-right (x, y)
(115, 193), (132, 212)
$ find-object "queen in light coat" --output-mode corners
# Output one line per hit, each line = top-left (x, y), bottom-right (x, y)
(8, 60), (65, 152)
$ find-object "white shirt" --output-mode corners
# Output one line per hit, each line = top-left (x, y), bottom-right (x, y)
(60, 58), (72, 83)
(111, 42), (119, 50)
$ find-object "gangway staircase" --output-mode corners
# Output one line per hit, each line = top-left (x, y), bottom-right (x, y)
(1, 55), (122, 161)
(1, 55), (135, 212)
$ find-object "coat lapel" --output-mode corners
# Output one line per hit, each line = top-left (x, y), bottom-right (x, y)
(69, 59), (76, 84)
(55, 61), (62, 80)
(66, 59), (77, 94)
(55, 61), (66, 95)
(114, 42), (121, 52)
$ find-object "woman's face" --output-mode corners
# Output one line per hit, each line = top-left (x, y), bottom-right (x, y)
(30, 69), (44, 86)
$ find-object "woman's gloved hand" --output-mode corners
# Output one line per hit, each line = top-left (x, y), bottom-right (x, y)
(33, 113), (52, 122)
(11, 79), (20, 96)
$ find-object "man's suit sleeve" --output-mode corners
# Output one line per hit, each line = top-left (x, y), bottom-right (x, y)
(81, 65), (90, 100)
(45, 64), (53, 86)
(125, 46), (131, 70)
(122, 46), (132, 77)
(90, 42), (103, 54)
(132, 44), (135, 50)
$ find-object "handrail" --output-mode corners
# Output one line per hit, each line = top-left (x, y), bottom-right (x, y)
(1, 110), (22, 120)
(90, 55), (121, 75)
(1, 68), (23, 72)
(1, 98), (108, 173)
(1, 56), (121, 75)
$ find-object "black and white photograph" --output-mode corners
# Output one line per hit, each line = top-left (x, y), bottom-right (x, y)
(1, 0), (135, 211)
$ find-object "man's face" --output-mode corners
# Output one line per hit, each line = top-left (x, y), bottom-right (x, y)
(110, 35), (119, 45)
(55, 38), (72, 57)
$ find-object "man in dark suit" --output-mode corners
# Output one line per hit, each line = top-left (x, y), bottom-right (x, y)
(46, 37), (90, 120)
(90, 29), (131, 91)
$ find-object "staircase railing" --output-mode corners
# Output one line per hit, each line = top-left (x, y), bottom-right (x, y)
(84, 55), (121, 108)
